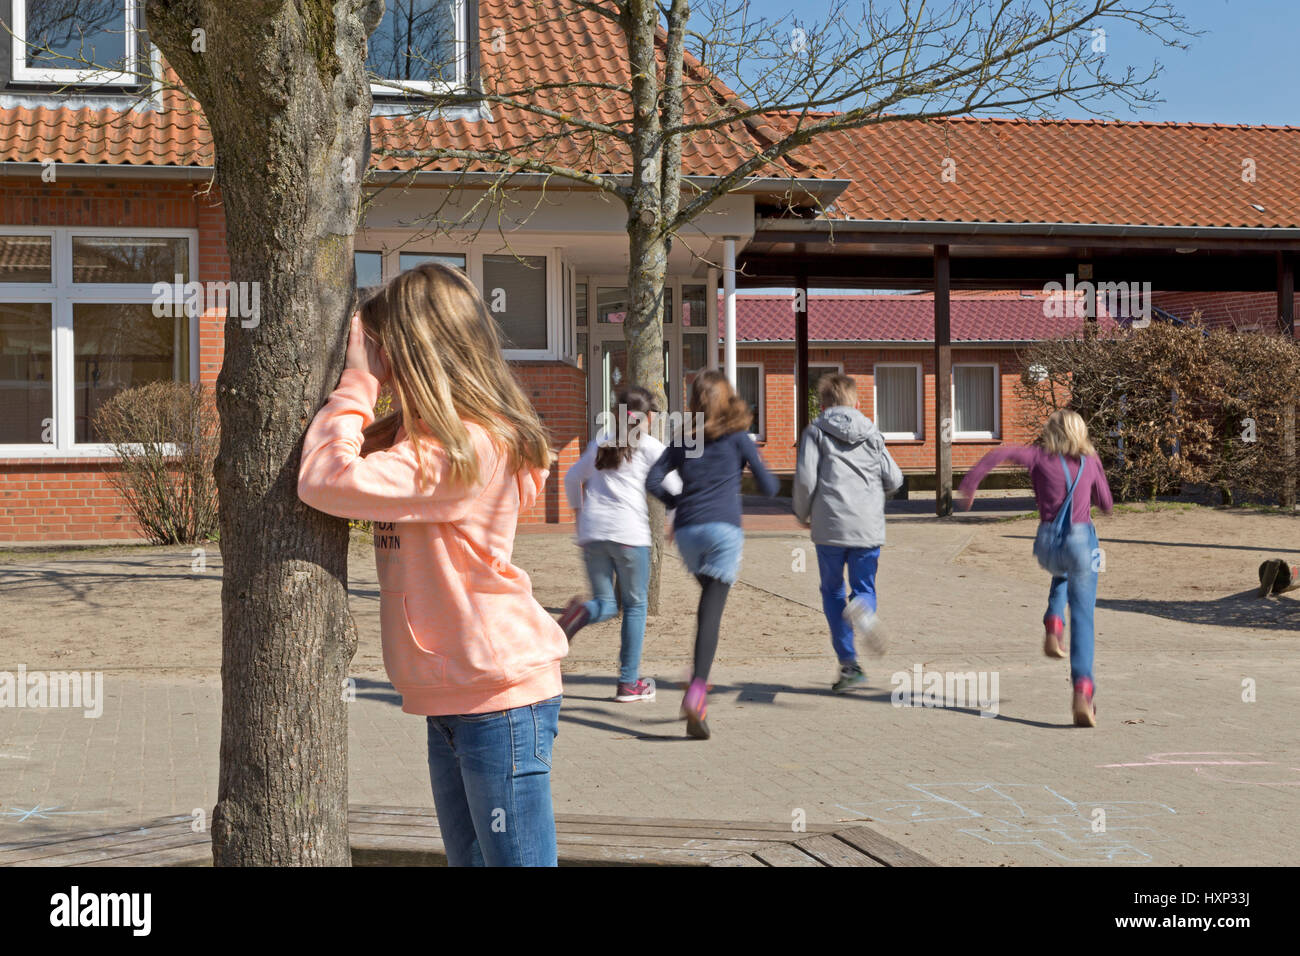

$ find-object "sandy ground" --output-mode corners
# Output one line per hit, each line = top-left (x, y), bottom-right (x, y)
(3, 500), (1295, 680)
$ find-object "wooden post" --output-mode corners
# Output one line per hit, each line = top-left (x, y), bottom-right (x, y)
(795, 264), (810, 441)
(934, 244), (952, 516)
(1280, 252), (1296, 509)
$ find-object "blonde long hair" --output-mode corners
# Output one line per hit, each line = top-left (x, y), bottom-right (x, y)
(358, 262), (551, 486)
(1041, 409), (1097, 458)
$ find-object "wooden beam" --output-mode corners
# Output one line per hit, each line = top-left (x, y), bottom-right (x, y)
(795, 262), (810, 440)
(934, 244), (953, 517)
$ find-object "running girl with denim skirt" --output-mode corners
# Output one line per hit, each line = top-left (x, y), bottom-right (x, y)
(958, 409), (1114, 726)
(559, 386), (682, 702)
(646, 370), (780, 739)
(298, 263), (568, 865)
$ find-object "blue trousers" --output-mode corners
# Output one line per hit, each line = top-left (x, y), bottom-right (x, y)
(425, 695), (562, 867)
(816, 544), (881, 664)
(581, 541), (650, 684)
(1044, 523), (1099, 683)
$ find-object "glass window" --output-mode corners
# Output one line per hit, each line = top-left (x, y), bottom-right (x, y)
(954, 365), (997, 436)
(736, 366), (762, 435)
(20, 0), (131, 75)
(805, 364), (842, 416)
(0, 235), (53, 283)
(481, 254), (548, 351)
(74, 303), (190, 442)
(72, 236), (190, 284)
(368, 0), (461, 89)
(596, 287), (628, 324)
(575, 283), (587, 328)
(875, 365), (920, 438)
(681, 331), (708, 408)
(398, 252), (466, 271)
(0, 302), (53, 443)
(663, 286), (673, 325)
(355, 251), (383, 292)
(682, 284), (706, 327)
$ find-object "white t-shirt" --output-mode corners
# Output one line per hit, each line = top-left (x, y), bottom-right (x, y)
(563, 431), (681, 547)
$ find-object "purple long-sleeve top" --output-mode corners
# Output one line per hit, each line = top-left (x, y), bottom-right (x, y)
(959, 445), (1113, 524)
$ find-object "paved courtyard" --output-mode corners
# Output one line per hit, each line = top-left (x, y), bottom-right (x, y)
(3, 498), (1297, 865)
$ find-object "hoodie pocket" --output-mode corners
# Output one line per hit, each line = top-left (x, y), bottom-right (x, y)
(379, 590), (447, 689)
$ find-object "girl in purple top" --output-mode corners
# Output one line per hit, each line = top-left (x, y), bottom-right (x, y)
(958, 409), (1113, 727)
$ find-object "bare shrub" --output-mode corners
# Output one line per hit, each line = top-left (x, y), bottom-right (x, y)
(92, 382), (220, 544)
(1016, 320), (1299, 504)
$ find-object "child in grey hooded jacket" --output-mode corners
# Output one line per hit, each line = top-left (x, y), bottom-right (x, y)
(793, 374), (903, 692)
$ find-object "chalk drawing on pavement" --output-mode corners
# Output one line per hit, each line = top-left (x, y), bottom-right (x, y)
(1098, 752), (1300, 786)
(837, 782), (1176, 864)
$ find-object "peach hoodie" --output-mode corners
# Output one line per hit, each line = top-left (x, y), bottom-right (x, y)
(297, 368), (568, 716)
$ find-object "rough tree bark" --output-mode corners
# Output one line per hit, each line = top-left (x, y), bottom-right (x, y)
(146, 0), (384, 865)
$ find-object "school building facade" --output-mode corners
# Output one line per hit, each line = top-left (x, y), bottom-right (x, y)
(1, 1), (1297, 542)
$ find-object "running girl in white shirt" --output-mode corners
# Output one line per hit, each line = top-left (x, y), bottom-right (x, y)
(560, 386), (680, 702)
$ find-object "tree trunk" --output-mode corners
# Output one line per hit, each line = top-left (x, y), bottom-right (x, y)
(147, 0), (382, 865)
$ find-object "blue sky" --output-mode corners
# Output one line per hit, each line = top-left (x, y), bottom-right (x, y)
(731, 0), (1299, 126)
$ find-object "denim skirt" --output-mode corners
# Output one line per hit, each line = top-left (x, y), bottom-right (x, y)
(674, 521), (745, 584)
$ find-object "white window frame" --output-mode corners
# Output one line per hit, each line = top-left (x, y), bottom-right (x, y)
(799, 361), (844, 409)
(0, 225), (200, 458)
(951, 362), (1001, 440)
(353, 236), (563, 360)
(368, 0), (469, 96)
(11, 0), (140, 85)
(735, 361), (765, 440)
(872, 362), (923, 441)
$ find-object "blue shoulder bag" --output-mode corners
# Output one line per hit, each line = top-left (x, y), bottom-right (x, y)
(1032, 455), (1084, 575)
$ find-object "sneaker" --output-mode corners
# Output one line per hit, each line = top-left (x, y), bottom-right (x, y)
(832, 663), (867, 693)
(615, 677), (656, 702)
(843, 597), (886, 657)
(680, 677), (710, 739)
(557, 597), (590, 640)
(1072, 677), (1097, 727)
(1043, 615), (1066, 659)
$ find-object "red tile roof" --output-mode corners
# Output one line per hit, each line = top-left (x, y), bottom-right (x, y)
(733, 292), (1119, 343)
(1, 5), (1297, 232)
(786, 115), (1300, 228)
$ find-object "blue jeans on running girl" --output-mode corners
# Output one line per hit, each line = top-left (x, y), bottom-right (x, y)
(425, 694), (561, 866)
(1042, 522), (1099, 683)
(581, 542), (650, 685)
(816, 544), (880, 663)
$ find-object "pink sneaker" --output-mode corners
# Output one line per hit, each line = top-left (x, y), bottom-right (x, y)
(1043, 615), (1066, 659)
(1072, 677), (1097, 727)
(615, 678), (656, 702)
(680, 677), (710, 739)
(557, 597), (590, 640)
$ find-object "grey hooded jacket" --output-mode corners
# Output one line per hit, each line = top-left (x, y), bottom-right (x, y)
(793, 406), (904, 548)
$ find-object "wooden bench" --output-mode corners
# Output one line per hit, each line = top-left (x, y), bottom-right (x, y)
(0, 805), (933, 867)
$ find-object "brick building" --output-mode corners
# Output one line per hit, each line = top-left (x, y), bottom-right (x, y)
(1, 1), (1297, 541)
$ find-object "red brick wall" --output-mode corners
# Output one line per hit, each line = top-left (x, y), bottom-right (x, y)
(0, 459), (138, 542)
(1152, 291), (1280, 331)
(738, 344), (1040, 474)
(513, 361), (587, 525)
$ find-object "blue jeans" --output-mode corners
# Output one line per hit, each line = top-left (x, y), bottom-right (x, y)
(816, 545), (881, 664)
(674, 522), (744, 584)
(581, 541), (650, 684)
(1043, 523), (1099, 683)
(425, 695), (561, 866)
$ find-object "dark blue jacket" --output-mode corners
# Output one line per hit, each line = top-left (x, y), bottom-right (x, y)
(646, 429), (779, 528)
